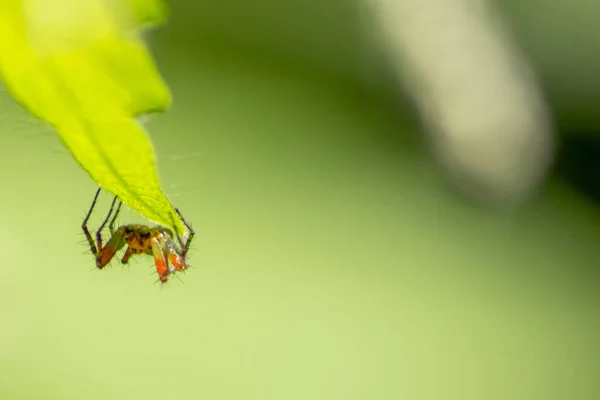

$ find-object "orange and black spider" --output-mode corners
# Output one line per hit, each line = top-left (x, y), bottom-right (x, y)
(81, 189), (195, 283)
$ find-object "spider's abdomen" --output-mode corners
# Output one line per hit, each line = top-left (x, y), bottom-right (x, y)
(123, 224), (156, 254)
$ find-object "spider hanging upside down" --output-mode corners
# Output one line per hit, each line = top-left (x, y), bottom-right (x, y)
(81, 189), (195, 283)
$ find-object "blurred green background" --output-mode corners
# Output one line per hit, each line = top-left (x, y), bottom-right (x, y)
(1, 0), (600, 399)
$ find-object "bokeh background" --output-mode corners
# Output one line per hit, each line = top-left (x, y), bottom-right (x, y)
(1, 0), (600, 399)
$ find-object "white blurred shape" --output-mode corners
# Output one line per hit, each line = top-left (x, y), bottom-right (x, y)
(367, 0), (554, 207)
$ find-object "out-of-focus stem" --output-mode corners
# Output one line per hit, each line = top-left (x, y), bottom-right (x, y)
(367, 0), (555, 207)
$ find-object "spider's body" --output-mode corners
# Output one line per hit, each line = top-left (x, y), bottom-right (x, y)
(82, 189), (194, 283)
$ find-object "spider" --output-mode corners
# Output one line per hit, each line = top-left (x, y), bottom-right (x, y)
(81, 188), (195, 283)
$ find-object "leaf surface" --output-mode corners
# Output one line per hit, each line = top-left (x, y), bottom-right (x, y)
(0, 0), (184, 233)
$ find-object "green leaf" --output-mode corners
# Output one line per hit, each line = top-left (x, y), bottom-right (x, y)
(126, 0), (170, 27)
(0, 0), (185, 233)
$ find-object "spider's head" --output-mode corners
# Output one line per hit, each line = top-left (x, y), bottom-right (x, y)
(161, 227), (175, 239)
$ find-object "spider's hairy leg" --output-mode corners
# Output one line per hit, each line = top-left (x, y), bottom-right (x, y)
(121, 247), (132, 264)
(96, 195), (118, 251)
(109, 201), (123, 235)
(164, 235), (186, 272)
(150, 234), (170, 283)
(97, 226), (127, 269)
(158, 233), (187, 276)
(166, 210), (192, 273)
(82, 188), (101, 256)
(175, 208), (195, 253)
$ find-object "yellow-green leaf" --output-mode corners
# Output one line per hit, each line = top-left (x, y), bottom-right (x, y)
(0, 0), (184, 233)
(125, 0), (170, 27)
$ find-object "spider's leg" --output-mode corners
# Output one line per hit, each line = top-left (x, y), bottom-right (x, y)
(163, 235), (186, 272)
(96, 195), (117, 250)
(109, 201), (123, 235)
(82, 188), (101, 226)
(175, 208), (195, 253)
(169, 211), (186, 253)
(97, 226), (127, 269)
(121, 246), (132, 264)
(82, 188), (101, 255)
(151, 236), (170, 283)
